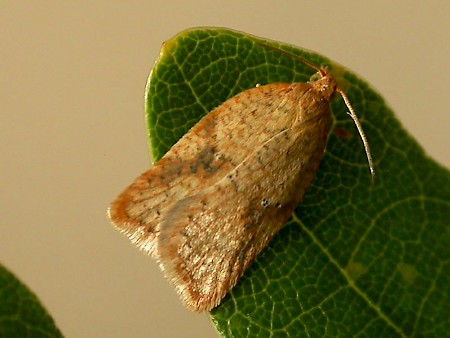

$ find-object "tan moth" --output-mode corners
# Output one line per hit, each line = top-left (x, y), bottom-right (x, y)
(108, 42), (374, 312)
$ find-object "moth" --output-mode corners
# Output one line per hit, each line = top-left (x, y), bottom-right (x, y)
(108, 43), (374, 312)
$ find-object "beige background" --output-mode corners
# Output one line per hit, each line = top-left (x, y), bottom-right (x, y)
(1, 2), (449, 337)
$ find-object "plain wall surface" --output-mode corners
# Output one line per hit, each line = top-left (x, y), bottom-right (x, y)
(1, 2), (449, 337)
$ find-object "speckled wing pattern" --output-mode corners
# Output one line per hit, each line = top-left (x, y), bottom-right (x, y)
(109, 72), (336, 311)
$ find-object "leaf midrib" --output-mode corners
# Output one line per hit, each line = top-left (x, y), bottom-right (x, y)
(294, 213), (407, 337)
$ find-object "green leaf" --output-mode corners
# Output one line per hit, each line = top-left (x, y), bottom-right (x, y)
(145, 27), (450, 337)
(0, 264), (63, 337)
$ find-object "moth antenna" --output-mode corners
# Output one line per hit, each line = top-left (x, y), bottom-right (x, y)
(337, 88), (375, 180)
(254, 41), (325, 76)
(256, 40), (375, 180)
